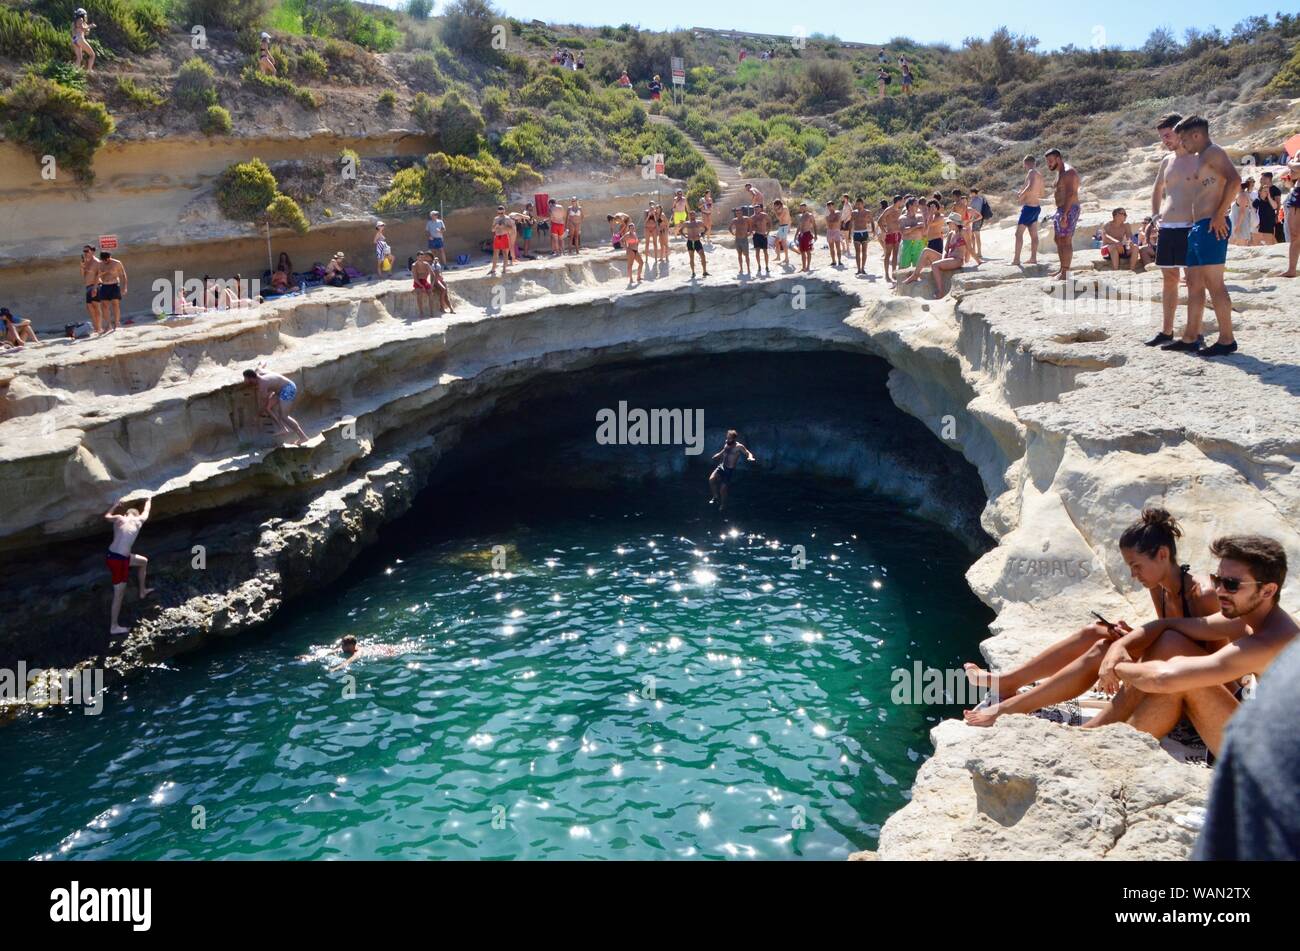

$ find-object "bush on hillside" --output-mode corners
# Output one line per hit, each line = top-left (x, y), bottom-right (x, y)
(999, 67), (1120, 123)
(498, 120), (551, 167)
(200, 103), (233, 135)
(241, 66), (321, 109)
(437, 90), (485, 155)
(296, 48), (329, 80)
(0, 75), (115, 184)
(216, 158), (279, 220)
(116, 75), (165, 108)
(0, 8), (65, 62)
(183, 0), (270, 31)
(481, 87), (508, 123)
(266, 193), (310, 233)
(303, 0), (399, 52)
(378, 89), (397, 110)
(173, 57), (218, 110)
(956, 27), (1042, 88)
(801, 59), (854, 110)
(440, 0), (502, 58)
(1267, 41), (1300, 95)
(406, 0), (433, 18)
(375, 150), (539, 214)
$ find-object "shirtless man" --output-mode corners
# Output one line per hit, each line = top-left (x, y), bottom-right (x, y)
(708, 429), (756, 514)
(548, 198), (567, 255)
(876, 195), (904, 281)
(1148, 113), (1201, 348)
(729, 206), (752, 277)
(824, 202), (844, 268)
(242, 362), (309, 444)
(772, 199), (793, 266)
(1166, 115), (1238, 357)
(1044, 148), (1081, 281)
(1085, 535), (1295, 757)
(567, 197), (583, 253)
(672, 189), (688, 237)
(744, 184), (764, 209)
(1101, 208), (1140, 272)
(105, 495), (154, 636)
(489, 205), (511, 276)
(750, 203), (771, 275)
(795, 203), (817, 273)
(1012, 155), (1044, 266)
(80, 245), (102, 334)
(412, 251), (436, 317)
(850, 198), (873, 275)
(684, 209), (709, 278)
(94, 251), (128, 332)
(897, 198), (927, 277)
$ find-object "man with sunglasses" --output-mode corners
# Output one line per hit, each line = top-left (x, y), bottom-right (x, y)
(1086, 535), (1295, 756)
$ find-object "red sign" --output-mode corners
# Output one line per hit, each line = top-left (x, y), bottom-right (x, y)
(654, 153), (665, 176)
(98, 235), (118, 251)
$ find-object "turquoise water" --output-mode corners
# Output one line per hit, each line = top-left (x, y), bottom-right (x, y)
(0, 471), (990, 861)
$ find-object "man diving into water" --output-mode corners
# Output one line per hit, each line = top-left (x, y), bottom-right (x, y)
(708, 430), (756, 514)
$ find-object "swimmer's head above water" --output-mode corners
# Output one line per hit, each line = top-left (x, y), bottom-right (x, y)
(341, 634), (358, 655)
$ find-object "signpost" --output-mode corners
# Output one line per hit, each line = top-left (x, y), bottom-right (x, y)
(98, 235), (118, 252)
(670, 55), (685, 104)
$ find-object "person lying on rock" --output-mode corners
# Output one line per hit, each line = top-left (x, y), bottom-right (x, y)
(963, 507), (1218, 727)
(243, 362), (309, 445)
(105, 495), (154, 636)
(1083, 534), (1296, 757)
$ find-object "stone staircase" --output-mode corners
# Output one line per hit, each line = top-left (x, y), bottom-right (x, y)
(645, 112), (751, 213)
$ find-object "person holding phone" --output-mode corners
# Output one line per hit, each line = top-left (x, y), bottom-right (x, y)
(963, 508), (1218, 726)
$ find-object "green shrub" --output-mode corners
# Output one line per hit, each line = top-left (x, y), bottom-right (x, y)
(297, 47), (328, 80)
(405, 51), (446, 90)
(0, 8), (65, 62)
(266, 193), (310, 233)
(437, 90), (485, 155)
(183, 0), (271, 31)
(216, 158), (279, 220)
(174, 57), (219, 110)
(302, 0), (399, 52)
(116, 75), (165, 108)
(34, 60), (88, 90)
(378, 89), (397, 110)
(200, 103), (233, 135)
(241, 66), (321, 108)
(0, 75), (115, 184)
(481, 87), (508, 123)
(406, 0), (433, 19)
(440, 0), (502, 58)
(499, 120), (551, 166)
(410, 91), (436, 132)
(376, 150), (538, 214)
(1267, 41), (1300, 95)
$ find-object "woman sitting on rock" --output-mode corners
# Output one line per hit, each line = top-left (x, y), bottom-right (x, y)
(962, 507), (1219, 727)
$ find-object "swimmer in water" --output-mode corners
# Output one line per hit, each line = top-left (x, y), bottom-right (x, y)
(708, 429), (756, 514)
(327, 634), (404, 670)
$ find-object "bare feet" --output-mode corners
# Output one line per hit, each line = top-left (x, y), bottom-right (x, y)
(1275, 270), (1297, 278)
(110, 625), (130, 636)
(962, 662), (996, 690)
(139, 587), (155, 599)
(963, 702), (1001, 727)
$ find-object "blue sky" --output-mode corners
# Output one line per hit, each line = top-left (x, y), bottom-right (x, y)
(376, 1), (1291, 52)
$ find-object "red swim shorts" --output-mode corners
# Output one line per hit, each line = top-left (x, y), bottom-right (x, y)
(492, 233), (510, 251)
(885, 232), (902, 246)
(798, 231), (814, 252)
(551, 222), (565, 238)
(106, 552), (130, 585)
(413, 277), (432, 290)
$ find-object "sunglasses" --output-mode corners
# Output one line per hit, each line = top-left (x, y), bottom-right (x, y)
(1211, 574), (1262, 593)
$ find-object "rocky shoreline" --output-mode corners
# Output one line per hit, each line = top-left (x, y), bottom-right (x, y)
(3, 234), (1298, 858)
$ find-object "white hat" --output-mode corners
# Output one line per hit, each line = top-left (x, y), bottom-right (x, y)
(261, 32), (271, 40)
(375, 220), (385, 228)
